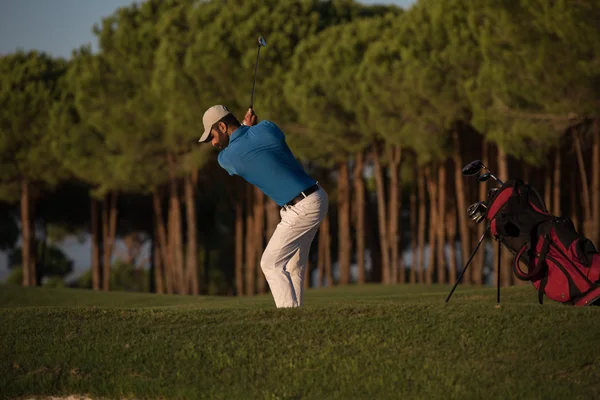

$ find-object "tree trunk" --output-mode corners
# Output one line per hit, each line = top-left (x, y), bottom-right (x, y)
(20, 180), (33, 286)
(424, 165), (437, 285)
(175, 196), (185, 294)
(102, 191), (118, 291)
(574, 128), (593, 237)
(253, 187), (266, 294)
(184, 173), (199, 295)
(245, 183), (256, 295)
(317, 221), (325, 287)
(446, 202), (457, 285)
(436, 162), (447, 284)
(553, 148), (562, 216)
(153, 228), (165, 294)
(31, 196), (38, 286)
(353, 151), (366, 284)
(323, 215), (333, 286)
(168, 179), (185, 294)
(91, 196), (101, 290)
(372, 148), (391, 283)
(152, 189), (172, 294)
(409, 188), (417, 284)
(338, 161), (351, 284)
(235, 192), (244, 296)
(591, 120), (599, 246)
(108, 192), (118, 288)
(387, 145), (401, 284)
(497, 146), (512, 286)
(167, 199), (176, 294)
(452, 132), (471, 284)
(417, 164), (426, 283)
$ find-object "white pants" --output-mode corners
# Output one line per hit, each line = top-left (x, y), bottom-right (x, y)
(260, 187), (328, 308)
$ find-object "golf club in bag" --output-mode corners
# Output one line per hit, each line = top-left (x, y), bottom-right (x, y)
(446, 160), (600, 306)
(249, 35), (267, 110)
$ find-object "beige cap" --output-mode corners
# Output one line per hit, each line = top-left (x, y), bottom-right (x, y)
(198, 105), (232, 143)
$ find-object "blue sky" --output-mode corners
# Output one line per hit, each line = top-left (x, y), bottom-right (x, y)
(0, 0), (415, 59)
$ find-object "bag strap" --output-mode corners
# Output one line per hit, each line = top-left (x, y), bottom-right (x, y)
(513, 235), (551, 280)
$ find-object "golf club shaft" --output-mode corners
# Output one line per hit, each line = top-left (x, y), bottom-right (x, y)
(250, 45), (261, 109)
(484, 168), (504, 185)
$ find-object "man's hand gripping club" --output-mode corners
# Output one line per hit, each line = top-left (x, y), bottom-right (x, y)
(243, 108), (258, 127)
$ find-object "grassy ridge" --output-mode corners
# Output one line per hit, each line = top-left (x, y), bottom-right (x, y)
(1, 284), (600, 399)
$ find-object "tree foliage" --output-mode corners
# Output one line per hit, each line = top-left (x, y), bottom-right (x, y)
(0, 50), (68, 201)
(2, 0), (600, 291)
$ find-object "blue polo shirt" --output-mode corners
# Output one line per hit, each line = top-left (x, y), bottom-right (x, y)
(217, 120), (316, 206)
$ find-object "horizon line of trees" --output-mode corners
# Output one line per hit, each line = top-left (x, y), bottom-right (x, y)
(1, 0), (599, 296)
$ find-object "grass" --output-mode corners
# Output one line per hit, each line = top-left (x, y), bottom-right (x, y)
(1, 283), (600, 400)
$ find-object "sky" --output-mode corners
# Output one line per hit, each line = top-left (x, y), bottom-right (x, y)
(0, 0), (415, 59)
(0, 0), (415, 282)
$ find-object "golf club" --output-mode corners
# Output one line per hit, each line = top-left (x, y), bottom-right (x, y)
(478, 171), (503, 185)
(467, 201), (488, 224)
(478, 172), (492, 182)
(472, 210), (486, 224)
(467, 201), (487, 217)
(249, 35), (267, 109)
(488, 187), (499, 198)
(462, 160), (486, 176)
(462, 160), (504, 185)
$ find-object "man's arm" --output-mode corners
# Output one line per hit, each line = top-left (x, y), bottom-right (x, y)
(218, 152), (237, 176)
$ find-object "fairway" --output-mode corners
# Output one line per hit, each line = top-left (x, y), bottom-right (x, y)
(2, 284), (600, 400)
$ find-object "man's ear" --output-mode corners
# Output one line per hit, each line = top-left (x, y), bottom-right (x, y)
(218, 121), (228, 134)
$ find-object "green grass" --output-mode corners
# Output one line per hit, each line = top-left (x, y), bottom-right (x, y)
(1, 283), (599, 400)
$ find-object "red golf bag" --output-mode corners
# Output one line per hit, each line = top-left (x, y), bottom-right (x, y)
(486, 179), (600, 306)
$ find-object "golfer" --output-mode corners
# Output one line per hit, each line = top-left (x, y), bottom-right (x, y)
(198, 105), (328, 308)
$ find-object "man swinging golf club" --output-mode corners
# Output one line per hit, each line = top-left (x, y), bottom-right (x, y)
(198, 106), (328, 308)
(197, 37), (328, 308)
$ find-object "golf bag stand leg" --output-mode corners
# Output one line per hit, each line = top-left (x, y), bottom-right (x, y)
(446, 226), (490, 303)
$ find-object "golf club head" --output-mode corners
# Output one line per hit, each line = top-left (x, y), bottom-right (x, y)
(467, 201), (487, 217)
(467, 203), (478, 217)
(488, 188), (499, 198)
(478, 172), (492, 183)
(462, 160), (484, 176)
(472, 211), (486, 224)
(250, 36), (267, 109)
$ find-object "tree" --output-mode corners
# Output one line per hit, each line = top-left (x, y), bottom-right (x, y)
(184, 0), (389, 292)
(469, 0), (600, 245)
(153, 0), (216, 295)
(52, 0), (201, 292)
(285, 12), (396, 284)
(0, 50), (68, 287)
